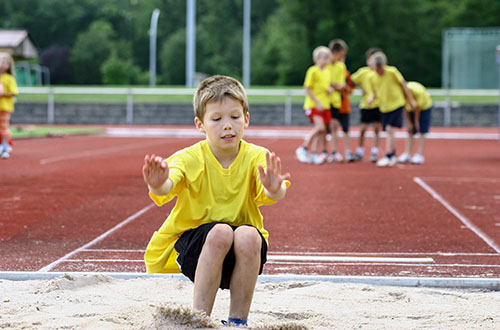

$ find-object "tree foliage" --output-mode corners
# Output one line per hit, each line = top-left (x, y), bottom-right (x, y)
(0, 0), (498, 86)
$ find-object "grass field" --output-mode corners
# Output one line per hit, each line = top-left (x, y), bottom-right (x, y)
(11, 125), (105, 139)
(16, 87), (500, 105)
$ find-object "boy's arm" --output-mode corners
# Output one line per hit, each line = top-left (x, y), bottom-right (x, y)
(142, 154), (174, 196)
(401, 81), (417, 111)
(305, 86), (324, 111)
(258, 152), (290, 201)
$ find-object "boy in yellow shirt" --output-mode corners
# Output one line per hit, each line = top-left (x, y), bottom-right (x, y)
(325, 39), (349, 162)
(0, 53), (18, 159)
(397, 81), (433, 164)
(142, 75), (290, 326)
(351, 48), (382, 162)
(367, 51), (416, 167)
(296, 46), (332, 164)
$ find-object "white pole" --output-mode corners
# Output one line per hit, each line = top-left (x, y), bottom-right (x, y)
(149, 9), (160, 86)
(186, 0), (196, 87)
(242, 0), (251, 87)
(496, 45), (500, 143)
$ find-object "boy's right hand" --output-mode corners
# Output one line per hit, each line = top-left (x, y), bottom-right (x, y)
(142, 154), (169, 189)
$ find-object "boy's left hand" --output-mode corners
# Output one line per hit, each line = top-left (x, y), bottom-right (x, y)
(258, 152), (291, 196)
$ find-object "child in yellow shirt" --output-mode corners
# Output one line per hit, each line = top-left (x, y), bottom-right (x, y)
(142, 75), (290, 326)
(367, 51), (416, 167)
(397, 81), (433, 164)
(296, 46), (332, 164)
(0, 53), (19, 159)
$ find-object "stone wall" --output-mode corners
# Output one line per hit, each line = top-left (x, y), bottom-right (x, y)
(11, 102), (499, 127)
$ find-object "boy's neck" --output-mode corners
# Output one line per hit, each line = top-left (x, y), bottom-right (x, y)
(208, 141), (241, 169)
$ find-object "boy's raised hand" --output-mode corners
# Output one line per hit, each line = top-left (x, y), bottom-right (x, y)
(142, 154), (169, 189)
(258, 152), (291, 200)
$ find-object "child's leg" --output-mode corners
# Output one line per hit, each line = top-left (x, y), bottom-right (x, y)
(373, 121), (381, 149)
(417, 133), (426, 155)
(303, 116), (325, 150)
(0, 112), (11, 152)
(405, 133), (414, 155)
(358, 123), (368, 149)
(331, 120), (339, 153)
(193, 224), (234, 316)
(386, 125), (396, 155)
(228, 226), (262, 320)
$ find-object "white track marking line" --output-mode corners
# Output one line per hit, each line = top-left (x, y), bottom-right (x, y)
(38, 203), (155, 272)
(414, 177), (500, 254)
(40, 140), (168, 165)
(420, 177), (500, 183)
(105, 127), (499, 140)
(81, 248), (499, 257)
(268, 255), (433, 263)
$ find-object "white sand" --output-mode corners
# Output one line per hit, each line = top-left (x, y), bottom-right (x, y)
(0, 274), (499, 329)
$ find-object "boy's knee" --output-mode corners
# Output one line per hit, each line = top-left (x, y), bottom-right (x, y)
(205, 224), (234, 251)
(233, 226), (261, 258)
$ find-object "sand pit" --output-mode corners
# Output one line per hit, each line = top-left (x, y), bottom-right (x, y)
(0, 274), (499, 329)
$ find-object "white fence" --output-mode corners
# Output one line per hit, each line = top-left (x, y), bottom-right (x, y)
(18, 87), (499, 126)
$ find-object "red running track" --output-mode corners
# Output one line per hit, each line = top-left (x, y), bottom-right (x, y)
(0, 126), (499, 278)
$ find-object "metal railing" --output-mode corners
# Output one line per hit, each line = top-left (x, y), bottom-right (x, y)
(18, 87), (499, 126)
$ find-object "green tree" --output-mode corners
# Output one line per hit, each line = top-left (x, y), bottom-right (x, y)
(70, 20), (115, 84)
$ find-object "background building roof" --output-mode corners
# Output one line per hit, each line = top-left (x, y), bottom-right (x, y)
(0, 29), (38, 59)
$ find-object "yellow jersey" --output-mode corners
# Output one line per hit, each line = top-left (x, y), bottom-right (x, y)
(371, 66), (406, 113)
(351, 66), (378, 109)
(0, 73), (18, 112)
(406, 81), (432, 111)
(326, 61), (346, 109)
(303, 65), (331, 110)
(144, 139), (290, 274)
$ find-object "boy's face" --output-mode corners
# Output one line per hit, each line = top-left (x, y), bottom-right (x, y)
(375, 65), (385, 76)
(315, 54), (330, 68)
(195, 97), (249, 154)
(0, 57), (9, 72)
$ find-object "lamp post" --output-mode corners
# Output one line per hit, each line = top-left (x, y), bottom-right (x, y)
(149, 8), (160, 86)
(497, 45), (500, 142)
(242, 0), (250, 88)
(186, 0), (196, 87)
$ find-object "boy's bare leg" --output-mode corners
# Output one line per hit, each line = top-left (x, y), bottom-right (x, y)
(417, 133), (426, 155)
(228, 226), (262, 319)
(193, 224), (234, 316)
(331, 120), (339, 152)
(358, 123), (367, 148)
(373, 122), (381, 149)
(303, 117), (325, 150)
(344, 132), (351, 153)
(405, 132), (414, 154)
(386, 126), (396, 154)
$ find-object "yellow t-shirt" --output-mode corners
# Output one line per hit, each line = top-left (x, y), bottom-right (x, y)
(351, 66), (378, 109)
(371, 66), (406, 113)
(406, 81), (432, 111)
(303, 65), (331, 110)
(0, 73), (18, 112)
(326, 61), (346, 109)
(144, 139), (291, 274)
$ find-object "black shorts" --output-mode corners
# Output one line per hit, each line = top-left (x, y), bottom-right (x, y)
(174, 222), (268, 290)
(381, 106), (404, 131)
(330, 107), (350, 133)
(360, 108), (381, 124)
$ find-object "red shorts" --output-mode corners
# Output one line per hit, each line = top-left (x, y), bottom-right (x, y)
(305, 108), (331, 125)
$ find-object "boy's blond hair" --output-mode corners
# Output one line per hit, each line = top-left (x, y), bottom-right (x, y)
(328, 39), (348, 53)
(0, 52), (15, 77)
(371, 51), (387, 68)
(193, 75), (248, 121)
(312, 46), (331, 61)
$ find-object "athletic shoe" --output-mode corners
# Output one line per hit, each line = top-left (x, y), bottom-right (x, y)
(6, 146), (12, 153)
(345, 151), (356, 162)
(295, 146), (310, 163)
(327, 151), (343, 163)
(370, 152), (378, 162)
(376, 156), (396, 167)
(1, 151), (10, 159)
(397, 152), (411, 163)
(410, 153), (425, 164)
(311, 152), (325, 165)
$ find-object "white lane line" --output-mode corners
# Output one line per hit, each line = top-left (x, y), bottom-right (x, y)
(268, 255), (433, 263)
(420, 177), (500, 183)
(81, 248), (499, 257)
(60, 259), (500, 269)
(60, 255), (433, 264)
(414, 177), (500, 254)
(38, 203), (155, 272)
(40, 140), (168, 165)
(105, 127), (499, 140)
